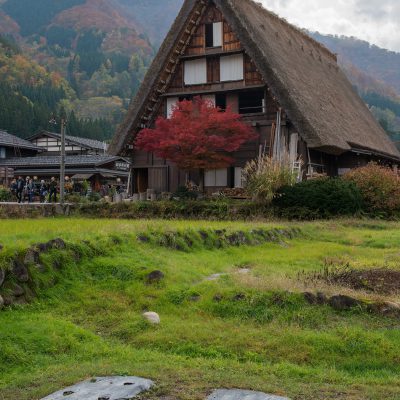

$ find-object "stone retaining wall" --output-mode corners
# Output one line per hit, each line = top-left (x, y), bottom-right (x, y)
(0, 203), (71, 218)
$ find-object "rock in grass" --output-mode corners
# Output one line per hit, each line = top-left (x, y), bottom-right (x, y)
(12, 283), (25, 297)
(137, 235), (150, 243)
(143, 312), (160, 324)
(232, 293), (246, 301)
(303, 291), (328, 305)
(382, 301), (400, 312)
(49, 238), (66, 249)
(11, 260), (29, 282)
(213, 294), (223, 302)
(0, 295), (4, 309)
(146, 270), (165, 284)
(40, 376), (154, 400)
(316, 292), (328, 305)
(329, 295), (360, 311)
(370, 301), (400, 316)
(303, 292), (317, 305)
(24, 249), (40, 265)
(207, 389), (290, 399)
(0, 268), (5, 287)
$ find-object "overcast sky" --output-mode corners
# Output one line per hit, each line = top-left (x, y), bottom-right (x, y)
(261, 0), (400, 52)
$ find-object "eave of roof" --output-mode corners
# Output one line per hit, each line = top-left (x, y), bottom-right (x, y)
(0, 130), (43, 152)
(0, 155), (130, 168)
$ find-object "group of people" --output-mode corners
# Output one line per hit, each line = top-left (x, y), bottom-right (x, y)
(10, 176), (58, 204)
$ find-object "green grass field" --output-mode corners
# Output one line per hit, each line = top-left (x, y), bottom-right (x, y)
(1, 219), (400, 400)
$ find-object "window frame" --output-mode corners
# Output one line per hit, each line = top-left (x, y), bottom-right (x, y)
(204, 168), (228, 187)
(205, 22), (223, 48)
(184, 58), (208, 86)
(220, 53), (244, 82)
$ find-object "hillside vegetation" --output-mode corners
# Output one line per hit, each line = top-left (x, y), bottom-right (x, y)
(0, 0), (154, 139)
(0, 0), (399, 142)
(0, 35), (113, 139)
(1, 219), (400, 399)
(311, 32), (400, 140)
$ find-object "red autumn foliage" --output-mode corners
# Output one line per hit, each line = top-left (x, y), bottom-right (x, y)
(135, 97), (258, 170)
(343, 162), (400, 211)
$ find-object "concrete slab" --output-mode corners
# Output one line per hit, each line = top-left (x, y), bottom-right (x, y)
(41, 376), (154, 400)
(207, 389), (290, 400)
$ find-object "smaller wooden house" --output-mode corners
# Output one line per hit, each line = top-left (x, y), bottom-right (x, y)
(109, 0), (400, 194)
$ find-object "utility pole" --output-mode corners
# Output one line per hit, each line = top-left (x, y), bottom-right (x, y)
(60, 119), (66, 205)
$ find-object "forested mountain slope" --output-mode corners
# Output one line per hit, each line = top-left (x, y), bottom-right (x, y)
(0, 35), (113, 139)
(0, 0), (399, 143)
(0, 0), (154, 140)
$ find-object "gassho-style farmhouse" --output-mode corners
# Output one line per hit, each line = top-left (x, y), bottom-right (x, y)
(109, 0), (400, 194)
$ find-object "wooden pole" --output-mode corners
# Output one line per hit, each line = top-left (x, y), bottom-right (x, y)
(60, 119), (66, 205)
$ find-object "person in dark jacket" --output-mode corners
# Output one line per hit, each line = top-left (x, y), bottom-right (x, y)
(27, 179), (34, 203)
(48, 177), (58, 203)
(10, 179), (17, 201)
(16, 176), (24, 203)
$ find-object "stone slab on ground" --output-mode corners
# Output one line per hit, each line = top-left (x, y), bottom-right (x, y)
(40, 376), (154, 400)
(207, 389), (290, 400)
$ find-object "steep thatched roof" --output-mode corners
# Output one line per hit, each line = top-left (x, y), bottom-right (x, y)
(109, 0), (400, 161)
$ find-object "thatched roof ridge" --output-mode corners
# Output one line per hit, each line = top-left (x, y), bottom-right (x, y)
(240, 1), (337, 63)
(109, 0), (400, 161)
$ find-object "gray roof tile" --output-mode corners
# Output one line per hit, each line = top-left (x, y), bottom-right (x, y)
(0, 155), (126, 167)
(34, 131), (108, 151)
(0, 130), (42, 151)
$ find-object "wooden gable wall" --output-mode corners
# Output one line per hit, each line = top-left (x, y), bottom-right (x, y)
(167, 2), (263, 94)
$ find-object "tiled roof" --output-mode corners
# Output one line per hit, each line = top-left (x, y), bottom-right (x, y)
(32, 131), (108, 151)
(0, 155), (127, 167)
(0, 130), (42, 151)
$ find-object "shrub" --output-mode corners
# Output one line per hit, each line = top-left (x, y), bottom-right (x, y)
(243, 154), (297, 203)
(0, 188), (11, 202)
(172, 186), (198, 200)
(76, 199), (271, 220)
(274, 178), (363, 218)
(87, 192), (101, 202)
(65, 194), (84, 204)
(343, 163), (400, 212)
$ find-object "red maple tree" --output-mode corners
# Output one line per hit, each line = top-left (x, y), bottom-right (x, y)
(135, 97), (258, 170)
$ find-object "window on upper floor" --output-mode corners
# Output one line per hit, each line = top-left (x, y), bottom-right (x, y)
(205, 22), (223, 48)
(238, 89), (265, 114)
(0, 147), (5, 159)
(184, 58), (207, 85)
(220, 53), (244, 82)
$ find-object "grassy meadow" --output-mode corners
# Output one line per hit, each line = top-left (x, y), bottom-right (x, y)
(1, 218), (400, 400)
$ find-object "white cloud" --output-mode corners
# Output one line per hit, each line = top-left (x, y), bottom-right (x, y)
(260, 0), (400, 52)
